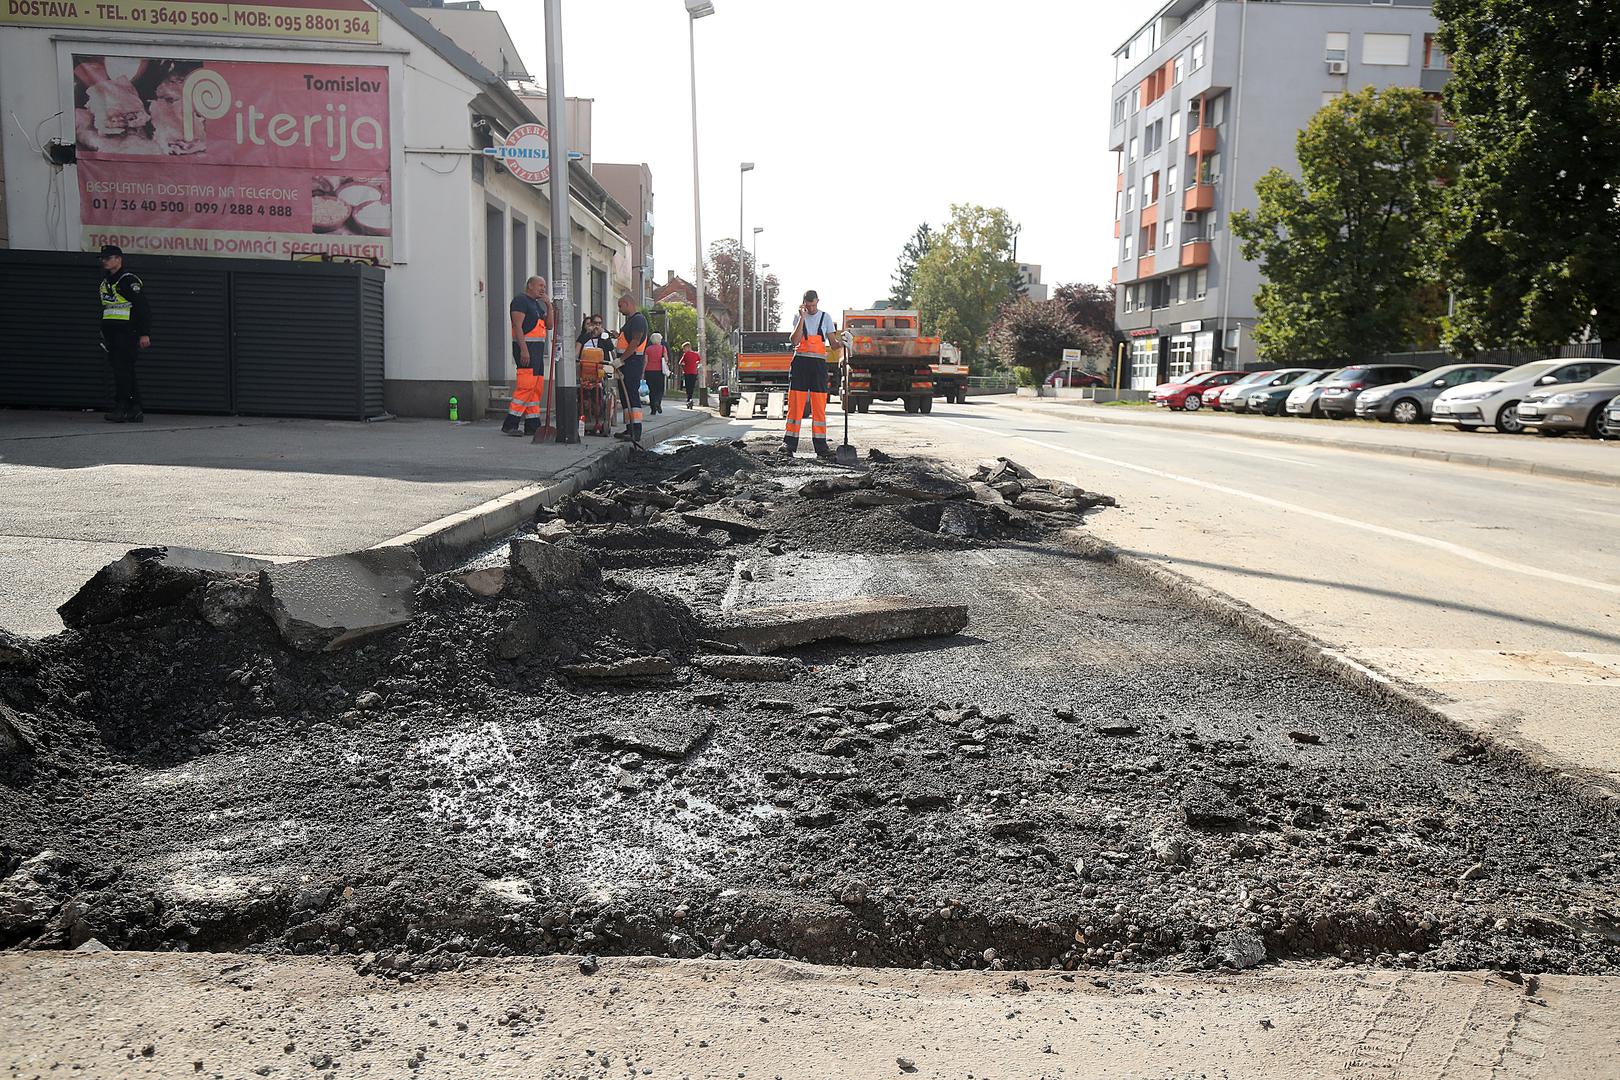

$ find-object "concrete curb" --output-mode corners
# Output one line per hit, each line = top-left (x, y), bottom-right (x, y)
(1060, 531), (1620, 806)
(372, 410), (715, 570)
(1003, 400), (1620, 488)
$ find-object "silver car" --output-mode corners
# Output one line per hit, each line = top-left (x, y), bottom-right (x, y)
(1517, 363), (1620, 438)
(1284, 367), (1352, 417)
(1431, 358), (1618, 434)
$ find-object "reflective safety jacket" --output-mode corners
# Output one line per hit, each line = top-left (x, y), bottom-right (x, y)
(100, 270), (152, 335)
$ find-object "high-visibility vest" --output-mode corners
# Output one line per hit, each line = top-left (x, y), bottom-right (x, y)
(796, 310), (830, 356)
(100, 275), (136, 321)
(523, 315), (547, 341)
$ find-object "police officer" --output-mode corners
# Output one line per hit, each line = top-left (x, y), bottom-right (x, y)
(97, 245), (152, 423)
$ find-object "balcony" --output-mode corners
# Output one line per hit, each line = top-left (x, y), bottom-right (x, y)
(1184, 184), (1216, 212)
(1140, 201), (1159, 228)
(1188, 125), (1218, 155)
(1180, 240), (1211, 268)
(1137, 254), (1156, 279)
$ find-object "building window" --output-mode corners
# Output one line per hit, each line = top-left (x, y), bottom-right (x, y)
(1200, 153), (1221, 184)
(1125, 185), (1136, 212)
(1129, 136), (1139, 162)
(1193, 330), (1214, 370)
(1169, 109), (1182, 143)
(1124, 235), (1133, 260)
(1173, 273), (1187, 304)
(1141, 225), (1155, 254)
(1362, 33), (1412, 66)
(1166, 163), (1178, 193)
(1423, 34), (1450, 70)
(1208, 93), (1227, 127)
(1113, 95), (1128, 125)
(1173, 55), (1184, 84)
(1195, 269), (1209, 300)
(1163, 220), (1175, 249)
(1130, 337), (1161, 389)
(1325, 32), (1349, 63)
(1168, 335), (1194, 378)
(1190, 37), (1206, 72)
(1115, 191), (1123, 220)
(1142, 176), (1154, 206)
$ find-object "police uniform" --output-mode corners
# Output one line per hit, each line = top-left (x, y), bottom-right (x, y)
(785, 307), (834, 457)
(98, 245), (152, 423)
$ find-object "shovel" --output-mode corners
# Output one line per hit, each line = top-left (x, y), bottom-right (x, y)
(530, 345), (555, 443)
(835, 350), (859, 466)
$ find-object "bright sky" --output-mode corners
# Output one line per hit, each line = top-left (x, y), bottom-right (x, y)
(490, 0), (1151, 328)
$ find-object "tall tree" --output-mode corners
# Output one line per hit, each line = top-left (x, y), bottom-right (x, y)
(913, 205), (1020, 370)
(1435, 0), (1620, 352)
(654, 300), (732, 372)
(1231, 87), (1443, 363)
(889, 222), (936, 308)
(990, 298), (1112, 384)
(702, 239), (759, 330)
(761, 273), (782, 331)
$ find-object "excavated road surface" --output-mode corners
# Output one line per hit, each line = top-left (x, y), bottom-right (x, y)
(2, 439), (1617, 982)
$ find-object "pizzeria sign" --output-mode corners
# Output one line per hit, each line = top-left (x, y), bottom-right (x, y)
(482, 122), (581, 185)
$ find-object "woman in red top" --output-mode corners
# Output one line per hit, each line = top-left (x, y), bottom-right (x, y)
(678, 342), (701, 408)
(644, 333), (669, 415)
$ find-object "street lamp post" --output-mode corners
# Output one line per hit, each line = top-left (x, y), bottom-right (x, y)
(686, 0), (715, 391)
(750, 226), (763, 334)
(738, 162), (754, 332)
(542, 0), (577, 443)
(758, 262), (770, 330)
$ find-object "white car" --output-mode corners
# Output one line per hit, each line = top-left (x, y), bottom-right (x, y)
(1430, 358), (1618, 434)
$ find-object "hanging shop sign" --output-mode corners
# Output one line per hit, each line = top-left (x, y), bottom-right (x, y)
(74, 54), (393, 264)
(3, 0), (379, 43)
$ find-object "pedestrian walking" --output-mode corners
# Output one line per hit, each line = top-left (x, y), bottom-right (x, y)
(503, 276), (557, 437)
(96, 245), (151, 424)
(784, 289), (835, 458)
(678, 341), (700, 407)
(644, 333), (669, 415)
(613, 295), (649, 445)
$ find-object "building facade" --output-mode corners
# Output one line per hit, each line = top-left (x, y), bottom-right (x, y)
(0, 0), (631, 417)
(1015, 262), (1048, 302)
(595, 163), (654, 308)
(1108, 0), (1448, 388)
(652, 272), (734, 332)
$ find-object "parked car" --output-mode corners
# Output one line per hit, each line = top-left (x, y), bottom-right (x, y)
(1284, 368), (1354, 417)
(1151, 370), (1246, 411)
(1517, 363), (1620, 438)
(1045, 367), (1106, 388)
(1315, 364), (1428, 419)
(1432, 358), (1619, 434)
(1209, 370), (1278, 411)
(1354, 364), (1511, 424)
(1607, 397), (1620, 441)
(1220, 368), (1317, 413)
(1249, 369), (1330, 415)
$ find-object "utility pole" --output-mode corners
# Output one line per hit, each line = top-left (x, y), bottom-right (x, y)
(687, 1), (715, 391)
(543, 0), (577, 442)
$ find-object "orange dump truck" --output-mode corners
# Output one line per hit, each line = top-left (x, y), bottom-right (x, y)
(843, 309), (943, 414)
(718, 331), (840, 419)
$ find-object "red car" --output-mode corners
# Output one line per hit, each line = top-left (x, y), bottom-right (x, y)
(1045, 368), (1106, 388)
(1150, 370), (1247, 411)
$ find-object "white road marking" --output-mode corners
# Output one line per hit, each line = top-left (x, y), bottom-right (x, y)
(935, 416), (1620, 597)
(1567, 505), (1620, 523)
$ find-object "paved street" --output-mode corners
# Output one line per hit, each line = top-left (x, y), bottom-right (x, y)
(0, 408), (704, 637)
(714, 398), (1620, 790)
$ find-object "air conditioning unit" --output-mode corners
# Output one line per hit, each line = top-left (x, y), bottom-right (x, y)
(1182, 211), (1200, 224)
(1326, 59), (1349, 75)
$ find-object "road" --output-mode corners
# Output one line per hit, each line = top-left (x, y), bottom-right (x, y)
(714, 397), (1620, 791)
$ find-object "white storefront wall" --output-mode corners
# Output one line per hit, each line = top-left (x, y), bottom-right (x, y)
(0, 12), (628, 416)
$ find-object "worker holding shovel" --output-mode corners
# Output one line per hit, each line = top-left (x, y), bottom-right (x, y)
(784, 289), (836, 459)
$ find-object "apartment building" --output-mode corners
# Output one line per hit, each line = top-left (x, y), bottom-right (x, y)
(596, 163), (655, 307)
(1016, 263), (1049, 302)
(1108, 0), (1449, 388)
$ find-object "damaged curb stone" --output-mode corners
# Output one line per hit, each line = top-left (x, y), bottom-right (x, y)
(690, 655), (802, 682)
(509, 538), (601, 592)
(709, 597), (969, 653)
(258, 547), (425, 652)
(453, 567), (507, 598)
(58, 546), (271, 628)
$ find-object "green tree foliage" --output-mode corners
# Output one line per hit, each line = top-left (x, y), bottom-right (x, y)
(1053, 282), (1120, 344)
(913, 205), (1020, 370)
(702, 240), (757, 330)
(760, 273), (782, 331)
(651, 300), (732, 372)
(1435, 0), (1620, 352)
(889, 222), (935, 308)
(1231, 87), (1443, 363)
(990, 298), (1112, 384)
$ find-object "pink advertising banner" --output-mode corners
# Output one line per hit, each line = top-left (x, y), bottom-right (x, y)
(74, 54), (393, 263)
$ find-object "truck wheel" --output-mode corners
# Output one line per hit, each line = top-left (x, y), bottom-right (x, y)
(919, 394), (933, 414)
(903, 398), (917, 414)
(858, 398), (870, 413)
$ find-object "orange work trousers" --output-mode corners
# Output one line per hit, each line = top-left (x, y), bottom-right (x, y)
(506, 364), (546, 431)
(784, 389), (829, 451)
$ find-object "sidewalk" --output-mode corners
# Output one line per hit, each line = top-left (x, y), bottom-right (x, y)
(1000, 396), (1619, 485)
(0, 407), (712, 637)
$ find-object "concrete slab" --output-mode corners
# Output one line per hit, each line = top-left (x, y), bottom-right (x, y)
(710, 596), (969, 652)
(57, 546), (270, 628)
(258, 547), (424, 652)
(3, 953), (1616, 1079)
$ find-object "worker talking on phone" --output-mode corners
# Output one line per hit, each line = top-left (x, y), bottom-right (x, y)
(784, 289), (836, 458)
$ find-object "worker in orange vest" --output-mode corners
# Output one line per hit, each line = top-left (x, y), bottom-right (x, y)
(785, 289), (836, 458)
(503, 276), (557, 437)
